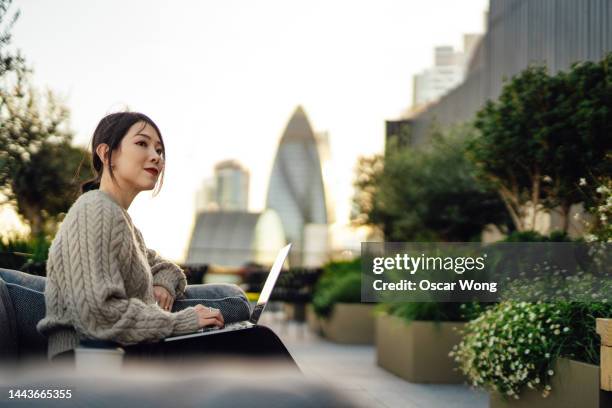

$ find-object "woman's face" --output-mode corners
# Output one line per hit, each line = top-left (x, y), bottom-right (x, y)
(108, 121), (164, 193)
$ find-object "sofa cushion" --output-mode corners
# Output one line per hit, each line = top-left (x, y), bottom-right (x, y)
(0, 268), (46, 292)
(0, 278), (18, 361)
(4, 281), (47, 358)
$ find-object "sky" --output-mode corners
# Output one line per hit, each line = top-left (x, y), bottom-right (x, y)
(2, 0), (488, 261)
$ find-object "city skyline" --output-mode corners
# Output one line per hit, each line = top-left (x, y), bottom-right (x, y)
(1, 0), (488, 261)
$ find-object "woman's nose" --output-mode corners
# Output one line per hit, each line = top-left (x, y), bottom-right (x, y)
(150, 150), (163, 163)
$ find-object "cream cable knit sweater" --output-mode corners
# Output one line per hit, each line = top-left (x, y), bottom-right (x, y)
(36, 189), (200, 360)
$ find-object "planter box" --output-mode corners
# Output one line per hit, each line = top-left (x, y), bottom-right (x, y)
(376, 314), (465, 383)
(306, 304), (322, 335)
(319, 303), (375, 344)
(283, 303), (306, 322)
(490, 358), (611, 408)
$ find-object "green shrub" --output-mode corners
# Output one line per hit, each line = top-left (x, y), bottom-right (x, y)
(502, 230), (571, 242)
(452, 278), (612, 399)
(312, 258), (362, 317)
(0, 233), (51, 271)
(379, 301), (485, 323)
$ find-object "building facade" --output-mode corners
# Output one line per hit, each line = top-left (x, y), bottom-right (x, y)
(412, 35), (482, 110)
(185, 209), (285, 267)
(405, 0), (612, 145)
(266, 106), (329, 267)
(195, 159), (249, 212)
(214, 160), (249, 211)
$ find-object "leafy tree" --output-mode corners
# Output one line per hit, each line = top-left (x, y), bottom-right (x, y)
(468, 55), (612, 232)
(351, 154), (384, 227)
(468, 66), (553, 231)
(544, 56), (612, 228)
(352, 124), (511, 241)
(0, 2), (93, 237)
(0, 72), (93, 236)
(0, 0), (24, 79)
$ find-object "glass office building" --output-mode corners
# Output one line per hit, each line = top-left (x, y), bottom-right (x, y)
(266, 106), (329, 267)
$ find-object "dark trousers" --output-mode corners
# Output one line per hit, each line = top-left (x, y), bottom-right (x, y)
(54, 325), (299, 371)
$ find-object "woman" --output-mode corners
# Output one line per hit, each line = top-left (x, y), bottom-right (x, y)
(36, 112), (295, 367)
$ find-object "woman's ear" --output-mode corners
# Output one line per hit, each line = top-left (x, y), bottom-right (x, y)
(95, 143), (110, 166)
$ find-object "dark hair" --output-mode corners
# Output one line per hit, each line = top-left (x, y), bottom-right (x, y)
(80, 112), (166, 195)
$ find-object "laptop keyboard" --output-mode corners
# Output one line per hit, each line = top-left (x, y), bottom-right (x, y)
(199, 321), (251, 333)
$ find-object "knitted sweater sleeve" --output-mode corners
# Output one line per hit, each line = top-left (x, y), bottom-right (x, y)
(134, 228), (188, 300)
(65, 198), (200, 344)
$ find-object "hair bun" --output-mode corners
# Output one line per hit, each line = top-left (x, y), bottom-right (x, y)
(81, 178), (101, 194)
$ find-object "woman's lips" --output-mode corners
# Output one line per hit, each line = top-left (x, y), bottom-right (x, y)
(145, 169), (159, 176)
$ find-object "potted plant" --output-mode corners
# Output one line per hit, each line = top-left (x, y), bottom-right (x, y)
(451, 295), (611, 407)
(452, 179), (612, 407)
(310, 258), (375, 344)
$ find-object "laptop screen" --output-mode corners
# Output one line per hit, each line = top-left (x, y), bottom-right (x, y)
(249, 243), (292, 324)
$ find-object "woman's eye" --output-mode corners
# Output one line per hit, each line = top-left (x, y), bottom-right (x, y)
(137, 141), (147, 147)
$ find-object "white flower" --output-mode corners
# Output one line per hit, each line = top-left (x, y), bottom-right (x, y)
(563, 327), (570, 333)
(579, 178), (587, 186)
(548, 370), (554, 376)
(545, 353), (550, 358)
(554, 329), (560, 335)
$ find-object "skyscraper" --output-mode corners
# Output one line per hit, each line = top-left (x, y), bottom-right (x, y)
(195, 159), (250, 212)
(266, 106), (329, 266)
(214, 160), (249, 211)
(412, 35), (482, 110)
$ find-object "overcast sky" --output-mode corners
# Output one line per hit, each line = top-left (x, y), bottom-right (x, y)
(4, 0), (488, 261)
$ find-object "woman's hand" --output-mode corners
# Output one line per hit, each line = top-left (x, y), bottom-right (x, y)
(153, 285), (174, 311)
(193, 304), (225, 329)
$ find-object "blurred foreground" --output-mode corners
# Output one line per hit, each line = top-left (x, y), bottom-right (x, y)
(0, 305), (486, 408)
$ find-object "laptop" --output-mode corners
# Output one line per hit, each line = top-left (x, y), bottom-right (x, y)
(163, 243), (292, 342)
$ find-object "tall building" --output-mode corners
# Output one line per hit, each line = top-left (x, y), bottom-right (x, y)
(214, 160), (249, 211)
(195, 159), (249, 213)
(412, 35), (482, 109)
(185, 209), (286, 267)
(266, 106), (329, 267)
(397, 0), (612, 238)
(195, 177), (217, 213)
(406, 0), (612, 145)
(189, 160), (282, 267)
(314, 130), (335, 225)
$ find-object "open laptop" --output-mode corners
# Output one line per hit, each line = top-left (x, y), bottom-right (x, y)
(163, 243), (292, 342)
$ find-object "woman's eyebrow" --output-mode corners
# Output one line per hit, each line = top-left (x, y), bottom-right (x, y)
(135, 133), (162, 147)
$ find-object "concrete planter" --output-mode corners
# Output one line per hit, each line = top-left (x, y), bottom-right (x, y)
(490, 358), (610, 408)
(283, 303), (306, 322)
(318, 303), (375, 344)
(376, 313), (465, 383)
(306, 304), (322, 335)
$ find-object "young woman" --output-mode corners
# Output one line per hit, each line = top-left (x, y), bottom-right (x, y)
(36, 112), (295, 367)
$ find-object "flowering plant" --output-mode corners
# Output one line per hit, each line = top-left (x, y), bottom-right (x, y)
(451, 277), (611, 399)
(451, 301), (565, 399)
(581, 177), (612, 243)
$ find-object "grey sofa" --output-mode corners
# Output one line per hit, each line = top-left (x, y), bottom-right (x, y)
(0, 268), (252, 364)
